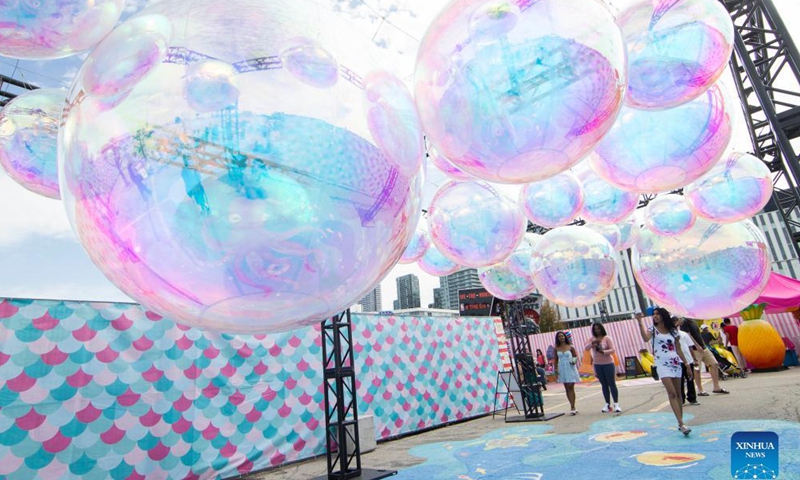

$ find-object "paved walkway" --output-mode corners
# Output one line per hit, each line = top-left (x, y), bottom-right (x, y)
(252, 367), (800, 479)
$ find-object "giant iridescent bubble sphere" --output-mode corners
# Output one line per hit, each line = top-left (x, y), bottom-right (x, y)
(418, 244), (461, 276)
(591, 84), (732, 193)
(399, 229), (430, 264)
(427, 181), (526, 267)
(0, 88), (65, 199)
(685, 152), (773, 223)
(620, 0), (734, 110)
(506, 233), (540, 277)
(414, 0), (626, 184)
(58, 0), (424, 334)
(531, 226), (618, 307)
(584, 223), (622, 250)
(519, 171), (584, 228)
(575, 163), (639, 224)
(479, 260), (536, 300)
(0, 0), (124, 60)
(428, 147), (472, 181)
(644, 194), (696, 236)
(632, 218), (770, 318)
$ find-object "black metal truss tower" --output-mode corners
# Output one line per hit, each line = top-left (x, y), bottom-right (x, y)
(723, 0), (800, 258)
(315, 309), (395, 480)
(0, 73), (38, 107)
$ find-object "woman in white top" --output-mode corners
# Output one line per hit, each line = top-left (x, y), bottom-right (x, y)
(638, 308), (693, 436)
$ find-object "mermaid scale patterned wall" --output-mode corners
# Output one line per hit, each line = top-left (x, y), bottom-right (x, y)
(0, 299), (502, 478)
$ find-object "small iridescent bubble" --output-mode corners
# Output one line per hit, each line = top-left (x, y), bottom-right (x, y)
(506, 233), (540, 278)
(428, 147), (473, 181)
(685, 152), (773, 223)
(633, 218), (770, 318)
(591, 84), (732, 193)
(616, 215), (641, 251)
(620, 0), (734, 110)
(364, 71), (424, 177)
(427, 181), (526, 268)
(418, 243), (461, 276)
(281, 37), (339, 89)
(399, 229), (431, 264)
(584, 223), (622, 250)
(519, 171), (584, 228)
(531, 226), (618, 308)
(479, 261), (537, 301)
(644, 194), (696, 236)
(183, 60), (240, 113)
(575, 162), (639, 224)
(0, 0), (123, 60)
(415, 0), (626, 183)
(0, 88), (65, 199)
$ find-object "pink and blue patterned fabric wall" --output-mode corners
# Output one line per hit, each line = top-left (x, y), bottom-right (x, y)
(0, 299), (502, 479)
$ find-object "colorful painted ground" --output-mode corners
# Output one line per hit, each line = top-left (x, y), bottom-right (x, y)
(394, 414), (800, 479)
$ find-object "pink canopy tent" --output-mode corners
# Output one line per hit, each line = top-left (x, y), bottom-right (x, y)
(755, 272), (800, 313)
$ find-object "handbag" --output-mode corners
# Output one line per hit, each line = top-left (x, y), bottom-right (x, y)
(650, 330), (659, 381)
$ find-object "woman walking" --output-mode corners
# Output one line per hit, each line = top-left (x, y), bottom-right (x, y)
(553, 331), (581, 415)
(585, 323), (620, 413)
(638, 308), (693, 436)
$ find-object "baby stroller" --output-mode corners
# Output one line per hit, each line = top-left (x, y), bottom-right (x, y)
(709, 344), (745, 379)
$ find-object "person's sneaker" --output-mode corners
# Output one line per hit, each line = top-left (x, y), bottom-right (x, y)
(688, 401), (700, 406)
(601, 404), (611, 413)
(614, 404), (622, 413)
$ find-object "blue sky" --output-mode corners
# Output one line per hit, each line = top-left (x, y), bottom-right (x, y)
(0, 0), (798, 310)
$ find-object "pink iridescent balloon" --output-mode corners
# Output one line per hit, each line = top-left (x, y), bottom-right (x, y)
(0, 0), (124, 60)
(418, 244), (461, 276)
(427, 181), (526, 268)
(519, 171), (584, 228)
(415, 0), (626, 183)
(531, 226), (618, 308)
(633, 218), (770, 318)
(685, 152), (773, 223)
(616, 215), (641, 251)
(506, 233), (540, 278)
(479, 260), (536, 301)
(620, 0), (734, 110)
(644, 194), (696, 236)
(591, 85), (732, 193)
(0, 88), (64, 199)
(584, 223), (622, 250)
(58, 0), (424, 334)
(399, 229), (431, 264)
(428, 147), (472, 181)
(575, 163), (639, 224)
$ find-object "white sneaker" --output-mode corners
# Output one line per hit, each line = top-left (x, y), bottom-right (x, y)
(601, 404), (611, 413)
(614, 404), (622, 413)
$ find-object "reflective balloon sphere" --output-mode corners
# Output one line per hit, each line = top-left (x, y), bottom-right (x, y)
(575, 162), (639, 224)
(644, 194), (696, 237)
(427, 181), (526, 268)
(616, 214), (641, 251)
(0, 0), (124, 60)
(418, 243), (461, 276)
(620, 0), (734, 110)
(479, 259), (537, 300)
(519, 171), (584, 228)
(633, 218), (770, 319)
(531, 226), (618, 308)
(59, 0), (424, 333)
(399, 229), (431, 264)
(415, 0), (626, 183)
(591, 85), (732, 193)
(0, 88), (65, 199)
(685, 152), (773, 223)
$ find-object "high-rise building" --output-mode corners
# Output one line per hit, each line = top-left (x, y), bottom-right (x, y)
(440, 268), (482, 310)
(393, 299), (400, 311)
(395, 274), (421, 309)
(433, 287), (447, 309)
(357, 285), (382, 313)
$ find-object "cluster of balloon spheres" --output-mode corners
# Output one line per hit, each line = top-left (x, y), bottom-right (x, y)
(0, 0), (774, 333)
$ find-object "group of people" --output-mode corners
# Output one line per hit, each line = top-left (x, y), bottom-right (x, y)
(542, 308), (736, 436)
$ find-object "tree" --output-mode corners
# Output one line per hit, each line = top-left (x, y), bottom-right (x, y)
(537, 300), (566, 333)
